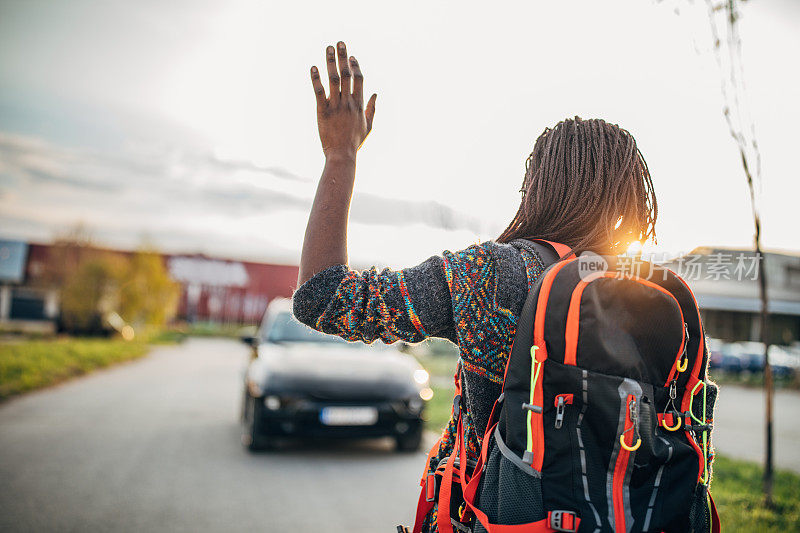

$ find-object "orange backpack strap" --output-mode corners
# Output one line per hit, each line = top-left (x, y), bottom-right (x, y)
(530, 239), (573, 260)
(412, 436), (442, 533)
(413, 364), (464, 533)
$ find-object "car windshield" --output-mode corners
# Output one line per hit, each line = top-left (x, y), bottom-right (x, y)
(265, 311), (349, 344)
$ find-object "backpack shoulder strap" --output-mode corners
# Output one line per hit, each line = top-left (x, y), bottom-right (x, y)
(500, 239), (569, 386)
(531, 239), (572, 260)
(509, 238), (572, 266)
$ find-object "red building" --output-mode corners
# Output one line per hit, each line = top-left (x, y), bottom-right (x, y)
(165, 253), (299, 324)
(0, 238), (299, 329)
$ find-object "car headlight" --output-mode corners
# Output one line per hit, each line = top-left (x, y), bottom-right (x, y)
(413, 368), (430, 385)
(264, 395), (281, 410)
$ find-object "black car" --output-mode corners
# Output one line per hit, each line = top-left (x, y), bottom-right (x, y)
(241, 299), (433, 452)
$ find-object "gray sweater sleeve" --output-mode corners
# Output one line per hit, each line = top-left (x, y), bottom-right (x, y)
(291, 254), (456, 344)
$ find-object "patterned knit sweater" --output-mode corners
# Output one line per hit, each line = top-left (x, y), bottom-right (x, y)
(291, 239), (548, 531)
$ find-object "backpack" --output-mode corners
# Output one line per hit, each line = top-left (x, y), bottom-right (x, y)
(411, 240), (719, 533)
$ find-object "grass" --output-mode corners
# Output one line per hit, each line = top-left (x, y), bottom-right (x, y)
(415, 349), (459, 433)
(425, 384), (456, 432)
(712, 455), (800, 532)
(143, 322), (257, 345)
(417, 354), (800, 531)
(0, 337), (148, 400)
(145, 328), (190, 345)
(182, 321), (252, 339)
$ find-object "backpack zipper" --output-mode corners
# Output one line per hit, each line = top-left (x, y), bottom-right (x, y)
(554, 393), (574, 429)
(613, 394), (640, 532)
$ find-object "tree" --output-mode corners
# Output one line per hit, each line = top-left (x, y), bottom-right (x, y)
(53, 226), (180, 335)
(117, 249), (179, 328)
(60, 254), (125, 334)
(663, 0), (773, 504)
(707, 0), (773, 505)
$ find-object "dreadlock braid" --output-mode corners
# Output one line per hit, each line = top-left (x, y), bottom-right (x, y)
(497, 116), (658, 254)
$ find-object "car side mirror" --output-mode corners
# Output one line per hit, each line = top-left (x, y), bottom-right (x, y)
(241, 335), (258, 347)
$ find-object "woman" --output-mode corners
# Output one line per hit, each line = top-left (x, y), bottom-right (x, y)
(292, 41), (658, 531)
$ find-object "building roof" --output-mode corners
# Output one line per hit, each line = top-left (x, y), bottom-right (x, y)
(665, 247), (800, 316)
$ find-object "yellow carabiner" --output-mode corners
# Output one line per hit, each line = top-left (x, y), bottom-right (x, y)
(661, 416), (682, 432)
(619, 434), (642, 452)
(676, 355), (688, 373)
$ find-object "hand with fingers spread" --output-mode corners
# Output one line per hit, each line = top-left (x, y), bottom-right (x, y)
(311, 41), (377, 159)
(297, 41), (377, 286)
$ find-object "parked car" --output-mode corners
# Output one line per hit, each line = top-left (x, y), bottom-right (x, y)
(708, 339), (799, 378)
(708, 338), (746, 375)
(240, 299), (432, 452)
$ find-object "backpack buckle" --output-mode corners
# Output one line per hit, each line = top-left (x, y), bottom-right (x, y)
(424, 472), (436, 502)
(548, 510), (579, 532)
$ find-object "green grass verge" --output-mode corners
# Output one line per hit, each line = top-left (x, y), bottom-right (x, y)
(416, 351), (459, 434)
(145, 328), (189, 345)
(712, 455), (800, 532)
(183, 322), (252, 338)
(425, 384), (456, 433)
(0, 338), (148, 400)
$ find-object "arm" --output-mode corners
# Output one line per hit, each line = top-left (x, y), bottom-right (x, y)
(293, 42), (454, 345)
(297, 41), (377, 286)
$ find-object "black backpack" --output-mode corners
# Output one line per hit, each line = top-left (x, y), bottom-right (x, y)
(413, 240), (719, 533)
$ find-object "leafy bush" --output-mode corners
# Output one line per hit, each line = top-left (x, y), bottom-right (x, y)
(58, 247), (179, 335)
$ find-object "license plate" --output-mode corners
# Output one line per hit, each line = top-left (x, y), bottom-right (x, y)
(319, 406), (378, 426)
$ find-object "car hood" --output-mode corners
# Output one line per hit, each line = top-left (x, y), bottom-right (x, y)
(251, 342), (423, 400)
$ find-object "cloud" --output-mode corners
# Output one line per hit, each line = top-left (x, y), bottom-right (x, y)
(0, 130), (497, 264)
(0, 130), (492, 230)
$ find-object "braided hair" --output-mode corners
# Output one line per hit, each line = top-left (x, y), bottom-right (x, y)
(497, 116), (658, 255)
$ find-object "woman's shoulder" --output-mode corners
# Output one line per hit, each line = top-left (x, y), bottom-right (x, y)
(442, 239), (540, 276)
(441, 239), (540, 311)
(442, 239), (528, 266)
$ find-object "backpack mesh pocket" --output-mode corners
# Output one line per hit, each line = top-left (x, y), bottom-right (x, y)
(473, 428), (545, 531)
(688, 482), (710, 533)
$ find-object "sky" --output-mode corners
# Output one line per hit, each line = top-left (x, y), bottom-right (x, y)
(0, 0), (798, 268)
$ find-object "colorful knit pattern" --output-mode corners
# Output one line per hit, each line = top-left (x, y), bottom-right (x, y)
(442, 243), (543, 384)
(315, 267), (427, 344)
(397, 270), (428, 336)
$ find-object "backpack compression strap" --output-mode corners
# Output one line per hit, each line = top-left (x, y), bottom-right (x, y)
(413, 364), (464, 533)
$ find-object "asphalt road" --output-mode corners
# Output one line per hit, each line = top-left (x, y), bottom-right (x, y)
(2, 338), (799, 533)
(713, 380), (800, 472)
(0, 338), (427, 533)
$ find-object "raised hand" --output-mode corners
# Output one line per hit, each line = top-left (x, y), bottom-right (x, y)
(311, 41), (377, 159)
